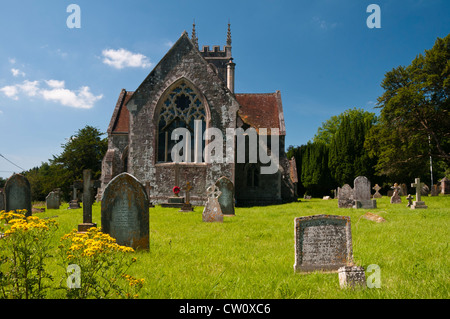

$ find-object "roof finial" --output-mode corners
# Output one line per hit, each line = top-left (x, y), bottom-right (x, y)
(191, 19), (199, 49)
(226, 20), (232, 46)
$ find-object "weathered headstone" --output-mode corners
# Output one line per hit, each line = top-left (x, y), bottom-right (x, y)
(101, 173), (149, 250)
(294, 214), (353, 273)
(0, 188), (5, 211)
(410, 178), (428, 209)
(390, 183), (402, 204)
(4, 174), (32, 217)
(430, 184), (439, 196)
(372, 184), (382, 198)
(46, 191), (60, 209)
(202, 185), (223, 223)
(400, 183), (408, 196)
(440, 177), (450, 194)
(338, 184), (353, 208)
(215, 176), (235, 215)
(338, 266), (366, 288)
(353, 176), (377, 209)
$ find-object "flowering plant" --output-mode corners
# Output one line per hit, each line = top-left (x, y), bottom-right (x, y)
(173, 186), (181, 195)
(58, 227), (144, 299)
(0, 210), (58, 299)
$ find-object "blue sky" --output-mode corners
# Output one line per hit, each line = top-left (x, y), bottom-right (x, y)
(0, 0), (449, 179)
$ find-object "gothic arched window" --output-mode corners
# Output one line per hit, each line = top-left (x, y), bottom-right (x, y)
(157, 80), (207, 163)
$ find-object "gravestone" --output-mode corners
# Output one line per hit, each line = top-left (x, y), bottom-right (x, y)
(421, 184), (429, 196)
(101, 173), (149, 250)
(69, 181), (82, 209)
(294, 214), (353, 273)
(410, 178), (428, 209)
(406, 194), (413, 207)
(202, 184), (223, 223)
(372, 184), (382, 198)
(390, 183), (402, 204)
(338, 184), (353, 208)
(215, 176), (235, 215)
(179, 181), (194, 212)
(430, 184), (439, 196)
(400, 183), (408, 196)
(362, 212), (386, 223)
(77, 169), (101, 232)
(353, 176), (377, 209)
(4, 174), (32, 217)
(0, 188), (5, 211)
(46, 191), (60, 209)
(338, 266), (366, 288)
(440, 177), (450, 194)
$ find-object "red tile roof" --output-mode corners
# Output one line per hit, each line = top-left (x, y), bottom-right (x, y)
(235, 91), (285, 135)
(110, 90), (133, 134)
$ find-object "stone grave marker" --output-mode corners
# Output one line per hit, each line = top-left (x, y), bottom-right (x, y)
(406, 194), (413, 207)
(0, 188), (5, 211)
(353, 176), (377, 209)
(4, 174), (32, 217)
(400, 183), (408, 196)
(410, 178), (428, 209)
(338, 266), (366, 288)
(390, 183), (402, 204)
(338, 184), (353, 208)
(78, 169), (101, 232)
(202, 184), (223, 223)
(69, 181), (82, 209)
(179, 181), (194, 212)
(430, 184), (439, 196)
(215, 176), (235, 215)
(101, 172), (149, 250)
(372, 184), (382, 198)
(294, 214), (353, 273)
(46, 191), (60, 209)
(440, 177), (450, 194)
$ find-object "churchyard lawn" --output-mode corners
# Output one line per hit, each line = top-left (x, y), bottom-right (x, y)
(34, 195), (449, 299)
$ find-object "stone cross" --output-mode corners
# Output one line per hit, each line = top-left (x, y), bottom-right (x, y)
(406, 194), (413, 207)
(372, 184), (382, 198)
(78, 169), (101, 232)
(206, 184), (222, 199)
(184, 181), (193, 205)
(411, 178), (424, 202)
(69, 180), (83, 209)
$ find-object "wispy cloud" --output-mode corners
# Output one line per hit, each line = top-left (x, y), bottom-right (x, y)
(312, 16), (338, 30)
(101, 48), (153, 69)
(11, 68), (26, 77)
(0, 79), (102, 109)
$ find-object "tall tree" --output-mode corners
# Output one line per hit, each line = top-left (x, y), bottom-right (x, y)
(366, 34), (450, 181)
(300, 142), (334, 196)
(328, 111), (378, 186)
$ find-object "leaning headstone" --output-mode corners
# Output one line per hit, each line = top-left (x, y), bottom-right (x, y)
(372, 184), (382, 198)
(353, 176), (377, 209)
(294, 214), (353, 273)
(4, 174), (32, 217)
(0, 188), (5, 211)
(338, 266), (366, 288)
(215, 176), (235, 215)
(202, 185), (223, 223)
(390, 183), (402, 204)
(46, 191), (60, 209)
(101, 173), (149, 250)
(338, 184), (354, 208)
(410, 178), (428, 209)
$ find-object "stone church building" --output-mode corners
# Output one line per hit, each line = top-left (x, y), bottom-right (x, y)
(100, 25), (296, 206)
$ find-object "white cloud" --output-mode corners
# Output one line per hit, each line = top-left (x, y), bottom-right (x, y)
(102, 48), (152, 69)
(8, 58), (16, 64)
(0, 85), (19, 100)
(11, 68), (26, 77)
(0, 79), (103, 109)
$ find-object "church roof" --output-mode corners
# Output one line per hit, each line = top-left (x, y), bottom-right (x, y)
(109, 90), (286, 136)
(235, 91), (286, 135)
(108, 89), (133, 134)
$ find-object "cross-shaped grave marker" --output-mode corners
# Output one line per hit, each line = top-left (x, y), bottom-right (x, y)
(372, 184), (382, 198)
(69, 180), (83, 209)
(78, 169), (101, 232)
(179, 181), (194, 212)
(410, 178), (428, 209)
(202, 184), (223, 222)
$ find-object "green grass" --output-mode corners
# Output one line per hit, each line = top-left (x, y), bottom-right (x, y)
(32, 195), (450, 299)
